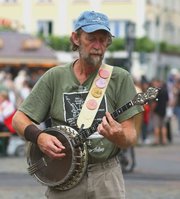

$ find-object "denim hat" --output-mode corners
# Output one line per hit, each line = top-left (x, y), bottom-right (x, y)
(74, 11), (111, 34)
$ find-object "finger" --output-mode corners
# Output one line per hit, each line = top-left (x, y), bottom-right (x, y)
(50, 143), (66, 155)
(41, 143), (66, 159)
(48, 150), (66, 159)
(49, 143), (66, 156)
(97, 123), (102, 133)
(102, 116), (110, 130)
(98, 117), (109, 136)
(52, 137), (65, 150)
(51, 145), (61, 153)
(105, 112), (115, 124)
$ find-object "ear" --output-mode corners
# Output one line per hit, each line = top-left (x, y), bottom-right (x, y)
(71, 32), (80, 46)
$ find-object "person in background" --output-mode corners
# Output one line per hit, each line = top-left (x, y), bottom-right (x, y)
(0, 91), (17, 155)
(0, 91), (16, 134)
(151, 79), (169, 145)
(141, 103), (151, 144)
(173, 78), (180, 134)
(140, 80), (151, 145)
(19, 80), (32, 101)
(12, 11), (143, 199)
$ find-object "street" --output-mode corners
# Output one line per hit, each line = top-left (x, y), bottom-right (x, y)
(125, 135), (180, 199)
(0, 134), (180, 199)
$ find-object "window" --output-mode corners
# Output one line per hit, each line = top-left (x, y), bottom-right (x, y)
(109, 20), (128, 38)
(164, 22), (175, 43)
(37, 20), (53, 36)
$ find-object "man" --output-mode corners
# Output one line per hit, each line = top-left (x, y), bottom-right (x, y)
(12, 11), (143, 199)
(151, 79), (169, 145)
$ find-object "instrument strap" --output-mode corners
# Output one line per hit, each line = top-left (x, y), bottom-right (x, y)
(77, 64), (113, 129)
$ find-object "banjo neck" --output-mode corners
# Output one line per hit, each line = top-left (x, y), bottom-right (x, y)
(71, 100), (134, 147)
(71, 86), (159, 148)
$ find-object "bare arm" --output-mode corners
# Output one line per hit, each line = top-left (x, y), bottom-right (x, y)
(12, 110), (34, 137)
(12, 110), (66, 159)
(97, 112), (137, 148)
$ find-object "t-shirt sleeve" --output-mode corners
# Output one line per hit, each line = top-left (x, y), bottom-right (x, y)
(18, 72), (52, 124)
(115, 70), (144, 122)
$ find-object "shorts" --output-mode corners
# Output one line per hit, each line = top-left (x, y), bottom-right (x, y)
(45, 157), (126, 199)
(153, 113), (166, 128)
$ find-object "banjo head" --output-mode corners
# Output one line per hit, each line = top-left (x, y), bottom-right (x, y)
(27, 125), (87, 188)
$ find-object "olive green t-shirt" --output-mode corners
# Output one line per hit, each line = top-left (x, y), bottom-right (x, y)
(19, 62), (143, 163)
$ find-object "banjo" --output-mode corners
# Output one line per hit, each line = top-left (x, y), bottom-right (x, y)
(27, 87), (159, 190)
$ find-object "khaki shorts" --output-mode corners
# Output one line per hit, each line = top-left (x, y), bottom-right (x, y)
(45, 157), (126, 199)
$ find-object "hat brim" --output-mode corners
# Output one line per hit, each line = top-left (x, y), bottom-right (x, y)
(82, 24), (111, 34)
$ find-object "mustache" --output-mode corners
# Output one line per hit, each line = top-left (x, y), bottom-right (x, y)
(90, 50), (103, 56)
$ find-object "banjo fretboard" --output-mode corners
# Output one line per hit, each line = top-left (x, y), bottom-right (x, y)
(71, 100), (134, 147)
(71, 87), (159, 147)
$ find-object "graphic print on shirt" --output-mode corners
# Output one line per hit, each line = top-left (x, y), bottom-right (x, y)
(63, 91), (107, 129)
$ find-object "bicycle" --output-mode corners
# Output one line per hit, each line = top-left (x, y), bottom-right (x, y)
(118, 146), (136, 173)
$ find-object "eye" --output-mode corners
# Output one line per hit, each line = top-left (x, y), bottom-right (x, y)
(100, 38), (108, 45)
(85, 34), (109, 47)
(87, 35), (95, 42)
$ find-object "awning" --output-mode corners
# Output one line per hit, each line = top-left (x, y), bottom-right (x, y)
(0, 57), (60, 68)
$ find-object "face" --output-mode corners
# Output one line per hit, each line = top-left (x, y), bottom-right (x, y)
(77, 30), (110, 67)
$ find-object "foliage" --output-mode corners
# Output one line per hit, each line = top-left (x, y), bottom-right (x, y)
(160, 41), (180, 54)
(39, 34), (180, 55)
(0, 26), (14, 31)
(107, 38), (125, 52)
(134, 37), (155, 52)
(48, 35), (71, 51)
(41, 35), (71, 51)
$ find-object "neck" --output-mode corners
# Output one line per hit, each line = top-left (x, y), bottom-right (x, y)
(73, 59), (100, 84)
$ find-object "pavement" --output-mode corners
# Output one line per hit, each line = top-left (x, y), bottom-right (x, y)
(125, 132), (180, 199)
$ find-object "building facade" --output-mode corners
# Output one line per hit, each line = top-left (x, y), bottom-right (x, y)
(1, 0), (180, 44)
(0, 0), (180, 79)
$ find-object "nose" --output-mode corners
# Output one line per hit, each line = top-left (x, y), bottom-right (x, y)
(92, 40), (101, 50)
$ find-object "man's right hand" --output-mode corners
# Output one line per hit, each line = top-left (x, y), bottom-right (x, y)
(37, 133), (66, 159)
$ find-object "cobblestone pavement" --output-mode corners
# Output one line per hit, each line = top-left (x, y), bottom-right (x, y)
(0, 134), (180, 199)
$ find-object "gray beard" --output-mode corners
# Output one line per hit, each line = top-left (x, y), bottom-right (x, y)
(86, 55), (103, 67)
(79, 46), (104, 67)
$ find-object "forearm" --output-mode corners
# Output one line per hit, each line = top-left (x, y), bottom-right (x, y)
(116, 125), (137, 148)
(12, 110), (34, 138)
(12, 110), (66, 159)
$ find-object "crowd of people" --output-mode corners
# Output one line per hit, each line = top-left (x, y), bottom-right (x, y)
(135, 73), (180, 146)
(0, 68), (45, 154)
